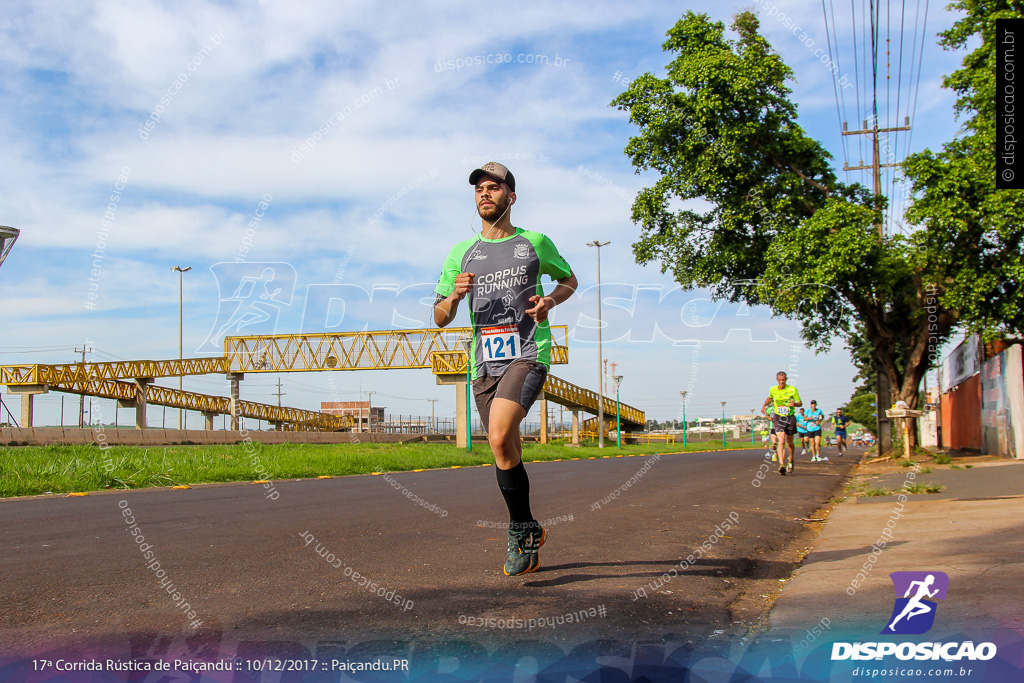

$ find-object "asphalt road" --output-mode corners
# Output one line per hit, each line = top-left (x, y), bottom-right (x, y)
(1, 447), (859, 663)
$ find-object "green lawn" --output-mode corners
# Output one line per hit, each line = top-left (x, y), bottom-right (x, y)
(0, 438), (746, 498)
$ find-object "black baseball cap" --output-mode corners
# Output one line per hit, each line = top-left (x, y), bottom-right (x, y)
(469, 161), (515, 192)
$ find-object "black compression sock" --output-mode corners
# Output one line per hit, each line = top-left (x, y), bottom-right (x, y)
(495, 462), (535, 531)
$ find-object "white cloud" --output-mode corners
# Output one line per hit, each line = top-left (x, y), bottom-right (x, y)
(2, 0), (968, 426)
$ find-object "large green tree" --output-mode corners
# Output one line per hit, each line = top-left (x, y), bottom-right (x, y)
(612, 6), (1022, 449)
(902, 0), (1024, 336)
(843, 385), (877, 428)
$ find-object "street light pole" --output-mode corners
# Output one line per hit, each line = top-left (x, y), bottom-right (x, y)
(680, 391), (688, 450)
(613, 375), (623, 449)
(171, 265), (191, 430)
(721, 401), (727, 448)
(750, 409), (756, 445)
(462, 338), (472, 452)
(587, 240), (610, 448)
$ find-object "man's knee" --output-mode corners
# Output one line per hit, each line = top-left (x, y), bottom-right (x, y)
(488, 429), (513, 451)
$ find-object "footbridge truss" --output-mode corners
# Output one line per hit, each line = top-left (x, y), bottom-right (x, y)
(2, 325), (644, 436)
(0, 360), (351, 431)
(430, 350), (644, 429)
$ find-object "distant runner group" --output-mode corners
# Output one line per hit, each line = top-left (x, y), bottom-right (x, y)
(759, 371), (861, 476)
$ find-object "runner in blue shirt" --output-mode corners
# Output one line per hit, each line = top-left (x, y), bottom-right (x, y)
(796, 408), (810, 460)
(805, 400), (828, 462)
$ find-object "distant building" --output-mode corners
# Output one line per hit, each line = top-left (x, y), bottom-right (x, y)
(321, 401), (383, 432)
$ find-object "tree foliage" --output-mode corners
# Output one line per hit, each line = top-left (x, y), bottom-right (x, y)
(612, 7), (1021, 430)
(843, 385), (877, 428)
(902, 0), (1024, 337)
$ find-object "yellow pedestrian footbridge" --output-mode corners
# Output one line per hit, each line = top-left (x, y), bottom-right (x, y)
(2, 326), (644, 437)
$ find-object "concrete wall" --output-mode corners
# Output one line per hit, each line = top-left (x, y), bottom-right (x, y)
(918, 411), (939, 448)
(981, 343), (1024, 458)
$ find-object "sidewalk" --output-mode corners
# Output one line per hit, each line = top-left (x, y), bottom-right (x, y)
(767, 454), (1024, 642)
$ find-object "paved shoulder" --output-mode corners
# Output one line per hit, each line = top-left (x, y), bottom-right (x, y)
(768, 459), (1024, 641)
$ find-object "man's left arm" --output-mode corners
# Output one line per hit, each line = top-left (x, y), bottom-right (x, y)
(526, 272), (577, 323)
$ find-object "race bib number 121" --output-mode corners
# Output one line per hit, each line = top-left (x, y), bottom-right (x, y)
(480, 325), (521, 363)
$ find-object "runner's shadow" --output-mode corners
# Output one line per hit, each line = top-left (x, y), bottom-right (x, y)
(524, 557), (794, 588)
(800, 542), (909, 565)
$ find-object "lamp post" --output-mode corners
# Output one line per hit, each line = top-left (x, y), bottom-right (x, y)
(721, 401), (727, 447)
(461, 338), (472, 452)
(750, 409), (757, 445)
(171, 265), (191, 429)
(587, 240), (610, 448)
(679, 391), (688, 450)
(613, 375), (623, 449)
(0, 226), (20, 270)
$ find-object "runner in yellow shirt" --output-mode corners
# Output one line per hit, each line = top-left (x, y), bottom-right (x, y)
(760, 371), (802, 475)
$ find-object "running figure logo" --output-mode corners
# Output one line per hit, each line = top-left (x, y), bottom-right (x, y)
(197, 262), (297, 352)
(882, 571), (949, 635)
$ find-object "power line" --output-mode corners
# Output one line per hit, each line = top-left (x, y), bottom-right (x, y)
(851, 0), (865, 185)
(824, 0), (853, 170)
(889, 0), (908, 234)
(904, 0), (930, 173)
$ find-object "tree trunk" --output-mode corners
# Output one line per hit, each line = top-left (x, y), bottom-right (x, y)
(873, 295), (957, 455)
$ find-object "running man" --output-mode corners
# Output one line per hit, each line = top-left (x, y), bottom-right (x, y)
(434, 161), (577, 576)
(888, 574), (940, 632)
(805, 399), (828, 462)
(761, 371), (802, 475)
(832, 407), (852, 456)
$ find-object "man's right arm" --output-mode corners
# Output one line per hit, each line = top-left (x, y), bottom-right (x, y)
(434, 272), (474, 327)
(434, 292), (460, 327)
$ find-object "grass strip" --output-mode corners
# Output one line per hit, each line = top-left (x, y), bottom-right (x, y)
(0, 438), (740, 499)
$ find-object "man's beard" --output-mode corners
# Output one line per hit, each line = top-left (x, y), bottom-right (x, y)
(477, 196), (510, 222)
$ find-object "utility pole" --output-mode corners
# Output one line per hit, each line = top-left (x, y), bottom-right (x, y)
(842, 115), (911, 456)
(74, 343), (93, 428)
(841, 116), (910, 238)
(273, 379), (285, 407)
(427, 398), (439, 432)
(367, 390), (376, 433)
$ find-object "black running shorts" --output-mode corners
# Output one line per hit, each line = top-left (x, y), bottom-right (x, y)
(772, 414), (797, 435)
(472, 359), (548, 431)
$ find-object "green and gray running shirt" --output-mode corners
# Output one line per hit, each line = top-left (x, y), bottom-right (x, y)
(435, 228), (572, 380)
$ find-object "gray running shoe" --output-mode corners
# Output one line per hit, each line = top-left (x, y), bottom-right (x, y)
(504, 524), (546, 576)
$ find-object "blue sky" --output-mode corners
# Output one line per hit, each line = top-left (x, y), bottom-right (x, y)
(0, 0), (966, 428)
